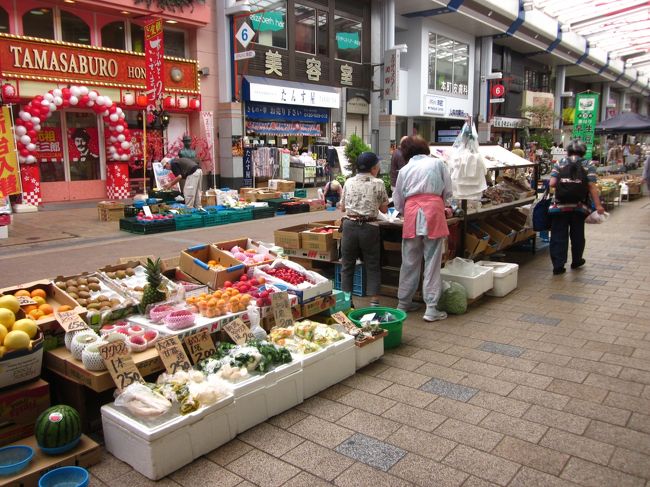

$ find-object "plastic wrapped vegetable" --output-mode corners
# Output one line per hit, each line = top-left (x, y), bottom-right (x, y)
(436, 281), (468, 315)
(115, 382), (172, 418)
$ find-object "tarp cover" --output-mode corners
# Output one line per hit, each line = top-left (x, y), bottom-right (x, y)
(596, 112), (650, 134)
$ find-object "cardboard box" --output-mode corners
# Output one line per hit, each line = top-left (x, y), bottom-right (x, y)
(485, 217), (517, 247)
(300, 199), (326, 212)
(478, 221), (511, 249)
(311, 220), (341, 239)
(282, 246), (338, 262)
(274, 224), (314, 250)
(179, 244), (245, 289)
(0, 332), (44, 390)
(301, 228), (335, 252)
(0, 434), (101, 487)
(301, 293), (336, 318)
(45, 347), (163, 392)
(0, 379), (50, 447)
(163, 268), (209, 297)
(97, 201), (125, 222)
(212, 238), (278, 267)
(269, 179), (296, 192)
(201, 194), (217, 207)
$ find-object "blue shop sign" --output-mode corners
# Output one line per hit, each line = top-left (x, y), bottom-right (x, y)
(245, 101), (329, 123)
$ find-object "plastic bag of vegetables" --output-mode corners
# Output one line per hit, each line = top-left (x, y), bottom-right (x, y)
(436, 280), (468, 315)
(115, 382), (172, 418)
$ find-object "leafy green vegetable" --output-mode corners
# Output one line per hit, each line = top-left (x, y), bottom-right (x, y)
(436, 281), (468, 315)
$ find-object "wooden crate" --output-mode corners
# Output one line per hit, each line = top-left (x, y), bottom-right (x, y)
(97, 202), (125, 222)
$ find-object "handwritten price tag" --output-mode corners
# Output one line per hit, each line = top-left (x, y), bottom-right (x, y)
(272, 291), (294, 328)
(184, 329), (217, 364)
(54, 310), (90, 333)
(332, 311), (359, 335)
(16, 295), (38, 306)
(223, 318), (254, 345)
(155, 336), (192, 374)
(98, 341), (143, 390)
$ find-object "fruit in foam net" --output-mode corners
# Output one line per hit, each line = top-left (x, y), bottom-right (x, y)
(0, 295), (20, 314)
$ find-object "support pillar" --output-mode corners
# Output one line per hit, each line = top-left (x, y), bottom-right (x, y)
(217, 102), (243, 189)
(106, 163), (130, 199)
(601, 82), (611, 121)
(554, 65), (566, 130)
(20, 164), (41, 207)
(478, 36), (493, 124)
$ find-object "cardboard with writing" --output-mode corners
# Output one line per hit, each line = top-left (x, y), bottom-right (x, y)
(222, 318), (254, 345)
(183, 329), (216, 364)
(271, 291), (294, 328)
(99, 341), (144, 390)
(155, 336), (192, 374)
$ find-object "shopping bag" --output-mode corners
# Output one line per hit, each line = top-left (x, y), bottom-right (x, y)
(585, 211), (610, 224)
(532, 191), (552, 231)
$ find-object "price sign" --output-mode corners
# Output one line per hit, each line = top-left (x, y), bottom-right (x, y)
(155, 336), (192, 374)
(143, 206), (153, 217)
(272, 291), (293, 328)
(223, 318), (254, 345)
(184, 329), (217, 364)
(98, 341), (144, 390)
(332, 311), (359, 335)
(16, 296), (38, 306)
(54, 310), (90, 333)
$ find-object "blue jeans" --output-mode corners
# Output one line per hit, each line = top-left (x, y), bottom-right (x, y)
(549, 211), (586, 270)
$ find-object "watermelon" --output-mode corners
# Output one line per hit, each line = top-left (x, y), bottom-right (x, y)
(35, 405), (81, 453)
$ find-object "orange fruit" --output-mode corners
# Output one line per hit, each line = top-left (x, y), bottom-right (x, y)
(28, 309), (45, 320)
(31, 296), (46, 306)
(30, 289), (47, 299)
(217, 299), (226, 307)
(14, 290), (30, 297)
(23, 305), (38, 314)
(57, 305), (72, 312)
(39, 303), (53, 315)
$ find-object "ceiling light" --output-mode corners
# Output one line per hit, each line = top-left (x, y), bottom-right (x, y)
(30, 9), (45, 15)
(64, 0), (75, 3)
(165, 19), (178, 24)
(120, 10), (130, 15)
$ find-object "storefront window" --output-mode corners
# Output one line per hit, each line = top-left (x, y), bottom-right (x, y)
(317, 10), (328, 56)
(295, 4), (315, 54)
(525, 69), (550, 92)
(22, 8), (54, 40)
(164, 30), (186, 57)
(248, 1), (287, 50)
(0, 7), (9, 34)
(428, 33), (469, 95)
(66, 112), (101, 181)
(131, 23), (144, 53)
(335, 15), (362, 63)
(38, 113), (66, 183)
(61, 11), (90, 44)
(101, 21), (125, 50)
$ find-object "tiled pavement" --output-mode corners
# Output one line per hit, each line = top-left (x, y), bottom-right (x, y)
(88, 196), (650, 486)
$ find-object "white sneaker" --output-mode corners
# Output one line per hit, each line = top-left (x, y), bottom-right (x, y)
(397, 302), (421, 312)
(423, 310), (447, 322)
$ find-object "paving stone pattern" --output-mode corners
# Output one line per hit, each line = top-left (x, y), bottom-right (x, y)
(87, 196), (650, 486)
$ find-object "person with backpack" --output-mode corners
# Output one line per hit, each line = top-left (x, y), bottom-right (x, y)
(548, 139), (605, 275)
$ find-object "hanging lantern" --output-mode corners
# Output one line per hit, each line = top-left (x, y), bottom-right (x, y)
(177, 95), (188, 109)
(163, 95), (176, 109)
(1, 83), (18, 103)
(123, 91), (135, 106)
(136, 94), (148, 107)
(189, 97), (201, 110)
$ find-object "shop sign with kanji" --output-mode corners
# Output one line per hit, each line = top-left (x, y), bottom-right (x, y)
(0, 106), (20, 197)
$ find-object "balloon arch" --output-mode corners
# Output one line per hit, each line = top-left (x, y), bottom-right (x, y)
(14, 85), (133, 164)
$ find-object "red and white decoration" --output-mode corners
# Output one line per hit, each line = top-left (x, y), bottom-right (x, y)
(13, 85), (133, 206)
(20, 164), (41, 206)
(106, 163), (130, 199)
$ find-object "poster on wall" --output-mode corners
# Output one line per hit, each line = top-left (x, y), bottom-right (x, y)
(0, 106), (20, 196)
(67, 127), (100, 179)
(572, 93), (599, 160)
(34, 127), (64, 161)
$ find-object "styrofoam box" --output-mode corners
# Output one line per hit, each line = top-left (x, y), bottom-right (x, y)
(301, 335), (356, 399)
(355, 337), (385, 370)
(101, 395), (235, 480)
(440, 264), (494, 299)
(477, 261), (519, 297)
(266, 363), (304, 418)
(231, 374), (270, 434)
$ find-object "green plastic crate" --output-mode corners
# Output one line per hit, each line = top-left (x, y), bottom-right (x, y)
(229, 208), (253, 222)
(174, 213), (204, 230)
(294, 189), (307, 198)
(203, 210), (232, 226)
(119, 217), (176, 234)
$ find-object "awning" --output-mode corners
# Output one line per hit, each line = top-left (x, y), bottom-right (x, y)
(242, 75), (340, 109)
(430, 144), (535, 169)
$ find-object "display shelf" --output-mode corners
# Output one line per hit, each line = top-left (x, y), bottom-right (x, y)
(128, 310), (246, 339)
(464, 196), (536, 221)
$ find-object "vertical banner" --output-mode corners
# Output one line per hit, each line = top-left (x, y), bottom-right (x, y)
(0, 106), (21, 197)
(572, 93), (599, 160)
(144, 17), (164, 112)
(200, 111), (215, 174)
(243, 147), (253, 187)
(383, 48), (400, 101)
(106, 163), (130, 200)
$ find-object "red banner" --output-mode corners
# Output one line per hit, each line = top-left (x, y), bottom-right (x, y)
(34, 127), (64, 161)
(0, 106), (20, 197)
(145, 18), (164, 112)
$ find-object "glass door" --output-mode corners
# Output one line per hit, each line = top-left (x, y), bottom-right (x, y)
(66, 111), (101, 181)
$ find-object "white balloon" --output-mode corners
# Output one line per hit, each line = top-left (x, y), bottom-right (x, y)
(19, 156), (26, 163)
(102, 110), (109, 117)
(79, 86), (89, 95)
(26, 155), (36, 163)
(53, 96), (63, 106)
(120, 141), (130, 149)
(109, 113), (119, 122)
(14, 126), (27, 136)
(109, 146), (117, 153)
(104, 97), (112, 105)
(40, 99), (50, 106)
(31, 117), (40, 125)
(88, 90), (98, 100)
(69, 96), (78, 106)
(52, 88), (62, 96)
(33, 124), (41, 131)
(117, 134), (126, 142)
(121, 154), (129, 161)
(70, 86), (81, 97)
(87, 101), (95, 107)
(96, 96), (105, 106)
(49, 103), (56, 112)
(44, 93), (54, 102)
(115, 107), (123, 115)
(19, 111), (31, 121)
(115, 125), (124, 133)
(20, 135), (31, 145)
(27, 143), (36, 151)
(109, 136), (117, 143)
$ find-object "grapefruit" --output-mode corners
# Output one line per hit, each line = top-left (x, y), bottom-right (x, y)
(4, 330), (31, 350)
(12, 319), (38, 339)
(0, 308), (15, 329)
(0, 324), (7, 344)
(0, 295), (20, 314)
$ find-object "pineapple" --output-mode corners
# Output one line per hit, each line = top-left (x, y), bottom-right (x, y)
(139, 258), (166, 313)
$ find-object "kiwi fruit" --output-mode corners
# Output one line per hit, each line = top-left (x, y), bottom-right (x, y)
(77, 298), (88, 306)
(87, 277), (100, 284)
(110, 298), (121, 305)
(125, 268), (135, 277)
(88, 283), (101, 292)
(106, 272), (116, 279)
(77, 285), (88, 292)
(55, 281), (66, 289)
(115, 270), (126, 279)
(87, 303), (101, 310)
(67, 292), (79, 299)
(96, 295), (108, 302)
(66, 286), (78, 294)
(78, 278), (88, 286)
(134, 286), (144, 292)
(78, 291), (90, 299)
(65, 279), (77, 288)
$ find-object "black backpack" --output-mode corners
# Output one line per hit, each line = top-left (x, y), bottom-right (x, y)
(555, 158), (589, 204)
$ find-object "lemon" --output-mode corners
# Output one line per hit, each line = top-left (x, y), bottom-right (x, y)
(0, 309), (15, 329)
(0, 324), (7, 344)
(0, 295), (20, 314)
(0, 346), (6, 358)
(4, 330), (31, 350)
(12, 319), (38, 339)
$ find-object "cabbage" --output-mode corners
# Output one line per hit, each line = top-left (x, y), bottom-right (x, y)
(436, 281), (467, 314)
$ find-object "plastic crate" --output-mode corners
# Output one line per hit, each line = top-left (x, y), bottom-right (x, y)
(148, 190), (181, 202)
(229, 208), (253, 223)
(294, 189), (307, 198)
(333, 263), (366, 297)
(280, 202), (310, 214)
(266, 198), (288, 210)
(252, 207), (276, 220)
(203, 210), (231, 226)
(174, 213), (204, 231)
(119, 217), (176, 234)
(124, 205), (138, 217)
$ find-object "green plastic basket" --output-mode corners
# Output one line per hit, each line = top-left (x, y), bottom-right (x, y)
(347, 307), (406, 349)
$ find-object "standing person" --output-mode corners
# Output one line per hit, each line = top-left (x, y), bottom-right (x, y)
(340, 152), (389, 307)
(162, 157), (203, 208)
(548, 139), (605, 275)
(390, 136), (409, 192)
(393, 136), (452, 322)
(642, 152), (650, 195)
(511, 142), (525, 158)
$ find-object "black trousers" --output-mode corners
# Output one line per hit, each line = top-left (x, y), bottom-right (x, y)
(549, 211), (586, 270)
(340, 219), (381, 296)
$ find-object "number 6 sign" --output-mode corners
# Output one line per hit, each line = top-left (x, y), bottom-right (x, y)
(236, 22), (255, 49)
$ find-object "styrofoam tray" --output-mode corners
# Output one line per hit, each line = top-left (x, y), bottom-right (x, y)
(128, 311), (245, 338)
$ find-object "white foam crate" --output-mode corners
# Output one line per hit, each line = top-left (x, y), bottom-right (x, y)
(477, 261), (519, 297)
(101, 394), (234, 480)
(440, 264), (494, 299)
(301, 336), (356, 399)
(267, 369), (304, 417)
(231, 374), (270, 434)
(355, 337), (385, 370)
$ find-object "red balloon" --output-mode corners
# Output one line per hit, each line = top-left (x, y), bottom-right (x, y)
(23, 121), (33, 130)
(61, 88), (71, 98)
(122, 129), (131, 139)
(34, 95), (43, 103)
(27, 129), (37, 138)
(108, 105), (117, 114)
(40, 106), (49, 115)
(79, 95), (90, 106)
(20, 148), (29, 157)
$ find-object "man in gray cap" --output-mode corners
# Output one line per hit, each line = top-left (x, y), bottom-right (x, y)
(340, 152), (389, 307)
(162, 157), (203, 208)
